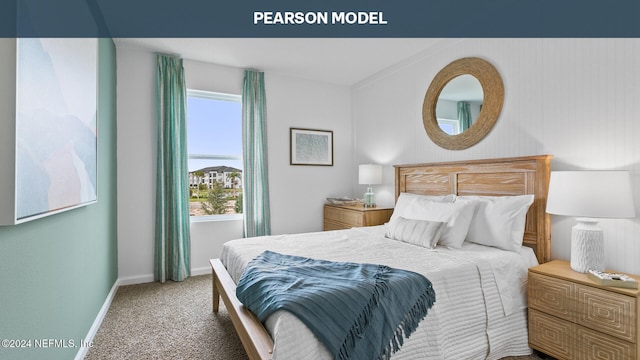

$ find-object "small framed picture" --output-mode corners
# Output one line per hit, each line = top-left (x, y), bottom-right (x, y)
(290, 128), (333, 166)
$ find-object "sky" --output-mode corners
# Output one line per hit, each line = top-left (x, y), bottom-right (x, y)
(187, 95), (243, 172)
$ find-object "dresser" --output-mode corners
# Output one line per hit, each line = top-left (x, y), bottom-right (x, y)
(528, 260), (640, 360)
(323, 204), (393, 231)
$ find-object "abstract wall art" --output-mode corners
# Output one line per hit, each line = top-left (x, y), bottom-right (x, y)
(2, 38), (98, 224)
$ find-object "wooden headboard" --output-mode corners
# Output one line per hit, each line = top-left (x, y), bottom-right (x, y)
(394, 155), (552, 264)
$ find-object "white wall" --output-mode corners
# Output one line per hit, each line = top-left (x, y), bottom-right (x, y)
(116, 45), (157, 283)
(266, 74), (353, 235)
(352, 38), (640, 274)
(116, 45), (353, 282)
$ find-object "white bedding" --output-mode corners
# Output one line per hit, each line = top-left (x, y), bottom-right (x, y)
(221, 226), (539, 360)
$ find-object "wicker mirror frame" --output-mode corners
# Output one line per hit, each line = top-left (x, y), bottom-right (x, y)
(423, 57), (504, 150)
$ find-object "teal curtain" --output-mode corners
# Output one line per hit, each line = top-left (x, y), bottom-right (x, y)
(242, 70), (271, 237)
(155, 54), (191, 282)
(457, 101), (472, 131)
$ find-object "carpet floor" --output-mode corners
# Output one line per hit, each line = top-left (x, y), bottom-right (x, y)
(85, 274), (547, 359)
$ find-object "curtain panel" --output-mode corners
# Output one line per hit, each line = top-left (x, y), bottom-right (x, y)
(155, 54), (191, 283)
(242, 70), (272, 238)
(457, 101), (472, 132)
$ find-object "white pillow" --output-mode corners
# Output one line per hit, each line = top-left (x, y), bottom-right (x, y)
(390, 192), (456, 223)
(392, 197), (477, 249)
(460, 195), (535, 252)
(385, 216), (446, 249)
(398, 192), (457, 203)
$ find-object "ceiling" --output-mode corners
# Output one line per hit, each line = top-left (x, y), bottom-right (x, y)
(439, 74), (484, 102)
(114, 38), (444, 86)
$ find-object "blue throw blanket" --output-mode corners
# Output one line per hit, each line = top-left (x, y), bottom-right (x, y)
(236, 250), (436, 360)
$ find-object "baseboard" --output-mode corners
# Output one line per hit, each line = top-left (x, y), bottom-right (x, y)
(191, 266), (212, 276)
(120, 267), (211, 286)
(118, 274), (155, 286)
(74, 279), (120, 360)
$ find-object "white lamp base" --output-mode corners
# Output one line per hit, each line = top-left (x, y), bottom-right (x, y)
(570, 218), (605, 273)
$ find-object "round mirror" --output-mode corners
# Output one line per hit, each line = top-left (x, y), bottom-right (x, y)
(423, 57), (504, 150)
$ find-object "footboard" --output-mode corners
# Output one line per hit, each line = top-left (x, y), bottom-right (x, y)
(210, 259), (273, 360)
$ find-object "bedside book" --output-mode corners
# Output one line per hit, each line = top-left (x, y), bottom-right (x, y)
(588, 269), (638, 289)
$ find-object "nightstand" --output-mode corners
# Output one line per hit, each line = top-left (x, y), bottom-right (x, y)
(528, 260), (640, 360)
(323, 204), (393, 231)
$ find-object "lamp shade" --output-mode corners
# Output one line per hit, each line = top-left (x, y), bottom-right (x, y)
(546, 171), (636, 219)
(359, 164), (382, 185)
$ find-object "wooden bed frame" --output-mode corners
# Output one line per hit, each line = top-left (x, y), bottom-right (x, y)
(210, 155), (553, 360)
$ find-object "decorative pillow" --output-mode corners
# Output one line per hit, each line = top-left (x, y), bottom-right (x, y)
(390, 192), (457, 223)
(459, 195), (535, 252)
(391, 197), (477, 249)
(385, 216), (447, 249)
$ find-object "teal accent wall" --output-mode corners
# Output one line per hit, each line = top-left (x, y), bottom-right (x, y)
(0, 38), (117, 360)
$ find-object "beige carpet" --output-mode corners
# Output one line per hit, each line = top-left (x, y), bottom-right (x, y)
(86, 274), (546, 359)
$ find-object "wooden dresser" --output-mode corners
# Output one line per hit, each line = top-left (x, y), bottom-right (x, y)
(323, 204), (393, 231)
(528, 260), (640, 360)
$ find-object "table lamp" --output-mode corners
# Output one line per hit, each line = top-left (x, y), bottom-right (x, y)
(359, 164), (382, 208)
(546, 171), (635, 273)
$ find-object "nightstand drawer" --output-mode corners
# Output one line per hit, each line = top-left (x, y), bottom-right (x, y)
(529, 272), (576, 322)
(530, 309), (636, 360)
(530, 272), (637, 343)
(324, 206), (364, 227)
(577, 284), (637, 342)
(323, 220), (349, 231)
(323, 204), (393, 231)
(576, 326), (636, 360)
(529, 309), (575, 360)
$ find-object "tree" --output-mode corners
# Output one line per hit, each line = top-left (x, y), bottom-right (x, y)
(234, 192), (243, 214)
(201, 181), (227, 215)
(192, 170), (205, 198)
(228, 171), (241, 189)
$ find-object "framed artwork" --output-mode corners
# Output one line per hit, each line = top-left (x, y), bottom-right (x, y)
(290, 128), (333, 166)
(13, 38), (98, 223)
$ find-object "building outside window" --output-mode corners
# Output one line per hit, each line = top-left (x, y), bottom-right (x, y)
(186, 90), (243, 217)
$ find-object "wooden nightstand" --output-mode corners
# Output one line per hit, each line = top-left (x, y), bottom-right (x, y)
(323, 204), (393, 231)
(528, 260), (640, 360)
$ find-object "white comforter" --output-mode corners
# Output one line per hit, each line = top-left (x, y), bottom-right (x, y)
(221, 226), (538, 360)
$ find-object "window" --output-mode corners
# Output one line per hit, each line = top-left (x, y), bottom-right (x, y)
(436, 118), (460, 135)
(186, 90), (243, 218)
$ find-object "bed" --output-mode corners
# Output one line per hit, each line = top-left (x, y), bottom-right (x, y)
(211, 155), (552, 360)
